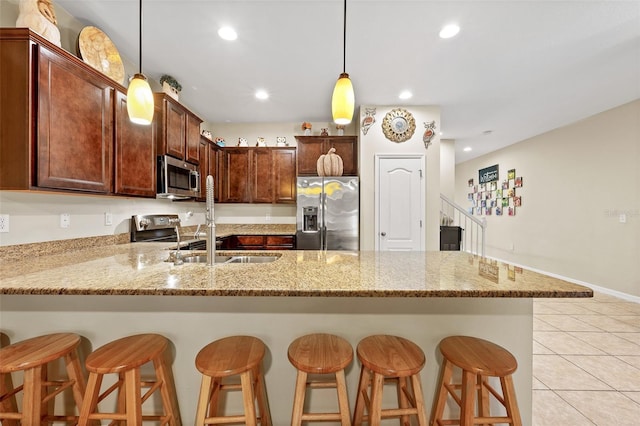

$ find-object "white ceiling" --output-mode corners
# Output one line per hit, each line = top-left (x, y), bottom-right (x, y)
(54, 0), (640, 163)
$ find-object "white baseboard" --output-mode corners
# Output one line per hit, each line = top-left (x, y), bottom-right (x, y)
(484, 255), (640, 304)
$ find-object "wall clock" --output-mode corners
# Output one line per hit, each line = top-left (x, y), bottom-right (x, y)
(382, 108), (416, 143)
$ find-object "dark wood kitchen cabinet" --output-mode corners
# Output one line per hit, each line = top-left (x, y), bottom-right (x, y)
(219, 235), (296, 250)
(198, 137), (221, 202)
(155, 93), (202, 165)
(114, 89), (157, 197)
(295, 136), (358, 176)
(0, 29), (113, 193)
(220, 147), (296, 203)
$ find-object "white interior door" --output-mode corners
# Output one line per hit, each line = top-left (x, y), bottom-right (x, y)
(376, 155), (425, 251)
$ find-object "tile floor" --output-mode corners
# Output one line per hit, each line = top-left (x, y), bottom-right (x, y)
(532, 291), (640, 425)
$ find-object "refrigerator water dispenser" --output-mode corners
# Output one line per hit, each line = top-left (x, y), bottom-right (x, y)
(302, 206), (319, 232)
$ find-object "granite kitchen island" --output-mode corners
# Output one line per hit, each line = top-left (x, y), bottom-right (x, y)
(0, 244), (592, 425)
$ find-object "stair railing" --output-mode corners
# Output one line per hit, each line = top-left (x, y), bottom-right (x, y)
(440, 194), (486, 256)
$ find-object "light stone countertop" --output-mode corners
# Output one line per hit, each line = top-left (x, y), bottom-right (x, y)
(0, 242), (592, 298)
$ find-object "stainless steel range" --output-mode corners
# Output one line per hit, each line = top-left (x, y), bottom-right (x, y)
(130, 214), (207, 250)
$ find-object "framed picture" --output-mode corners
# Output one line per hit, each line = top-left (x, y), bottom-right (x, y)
(496, 189), (503, 198)
(473, 185), (478, 193)
(495, 207), (503, 216)
(507, 188), (515, 197)
(502, 198), (510, 207)
(515, 177), (523, 187)
(490, 181), (497, 191)
(476, 193), (482, 200)
(508, 207), (516, 216)
(468, 178), (474, 187)
(502, 181), (509, 190)
(476, 207), (482, 215)
(507, 169), (516, 180)
(513, 196), (522, 207)
(468, 193), (474, 201)
(485, 208), (492, 215)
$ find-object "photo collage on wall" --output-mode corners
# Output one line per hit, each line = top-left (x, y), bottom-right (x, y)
(467, 168), (523, 217)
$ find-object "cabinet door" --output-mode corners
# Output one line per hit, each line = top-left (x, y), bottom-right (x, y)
(295, 136), (325, 175)
(37, 45), (113, 193)
(272, 148), (296, 203)
(185, 113), (201, 164)
(114, 90), (157, 197)
(327, 136), (358, 176)
(199, 139), (221, 202)
(164, 99), (187, 160)
(251, 149), (273, 203)
(221, 148), (250, 202)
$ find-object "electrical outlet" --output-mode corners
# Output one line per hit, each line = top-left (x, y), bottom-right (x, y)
(60, 213), (70, 228)
(105, 212), (113, 226)
(0, 214), (9, 233)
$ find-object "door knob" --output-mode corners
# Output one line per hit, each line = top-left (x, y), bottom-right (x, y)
(381, 232), (386, 236)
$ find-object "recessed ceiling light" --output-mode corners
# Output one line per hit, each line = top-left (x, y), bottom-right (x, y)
(463, 147), (472, 152)
(398, 90), (412, 100)
(255, 90), (269, 100)
(439, 24), (460, 39)
(482, 130), (493, 135)
(218, 26), (238, 41)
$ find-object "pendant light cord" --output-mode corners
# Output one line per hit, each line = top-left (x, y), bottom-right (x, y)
(138, 0), (143, 74)
(342, 0), (347, 73)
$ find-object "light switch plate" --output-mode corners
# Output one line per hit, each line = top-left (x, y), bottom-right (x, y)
(0, 214), (9, 233)
(60, 213), (70, 228)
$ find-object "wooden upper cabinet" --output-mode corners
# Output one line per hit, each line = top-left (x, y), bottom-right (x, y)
(198, 137), (221, 202)
(251, 149), (274, 203)
(295, 136), (358, 176)
(36, 43), (113, 193)
(220, 148), (251, 202)
(155, 93), (202, 165)
(219, 147), (296, 204)
(272, 148), (297, 203)
(114, 89), (157, 197)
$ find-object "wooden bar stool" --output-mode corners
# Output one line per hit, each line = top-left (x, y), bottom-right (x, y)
(78, 333), (182, 425)
(353, 334), (428, 426)
(430, 335), (522, 426)
(0, 333), (87, 425)
(287, 333), (353, 425)
(194, 335), (272, 426)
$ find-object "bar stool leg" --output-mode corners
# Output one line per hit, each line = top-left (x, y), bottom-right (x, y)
(0, 372), (19, 426)
(410, 373), (428, 426)
(477, 374), (490, 426)
(125, 367), (142, 424)
(369, 372), (385, 426)
(254, 364), (272, 426)
(397, 377), (410, 426)
(154, 354), (181, 425)
(21, 366), (44, 424)
(335, 369), (351, 426)
(240, 370), (257, 426)
(460, 370), (475, 426)
(195, 375), (212, 425)
(291, 370), (307, 425)
(430, 358), (453, 426)
(501, 375), (522, 426)
(352, 366), (370, 425)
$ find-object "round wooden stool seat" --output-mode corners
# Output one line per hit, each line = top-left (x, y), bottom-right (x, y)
(195, 335), (272, 426)
(353, 335), (428, 425)
(430, 335), (522, 426)
(78, 333), (182, 425)
(0, 333), (87, 424)
(287, 333), (353, 425)
(439, 335), (518, 377)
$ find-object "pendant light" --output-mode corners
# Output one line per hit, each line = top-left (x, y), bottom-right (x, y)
(331, 0), (354, 125)
(127, 0), (154, 125)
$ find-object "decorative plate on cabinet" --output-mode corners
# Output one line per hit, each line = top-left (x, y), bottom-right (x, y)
(77, 26), (125, 84)
(382, 108), (416, 143)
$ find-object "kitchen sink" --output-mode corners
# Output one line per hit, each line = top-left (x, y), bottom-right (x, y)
(226, 256), (279, 264)
(173, 253), (280, 264)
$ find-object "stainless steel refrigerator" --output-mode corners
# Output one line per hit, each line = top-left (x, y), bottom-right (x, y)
(296, 176), (359, 250)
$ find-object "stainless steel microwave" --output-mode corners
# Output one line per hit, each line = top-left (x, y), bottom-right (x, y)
(157, 155), (200, 200)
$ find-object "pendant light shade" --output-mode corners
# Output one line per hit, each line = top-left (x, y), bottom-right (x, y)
(127, 0), (153, 125)
(332, 72), (354, 125)
(332, 0), (354, 125)
(127, 73), (154, 124)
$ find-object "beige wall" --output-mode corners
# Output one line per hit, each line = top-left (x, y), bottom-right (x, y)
(440, 139), (456, 199)
(455, 99), (640, 297)
(358, 105), (441, 251)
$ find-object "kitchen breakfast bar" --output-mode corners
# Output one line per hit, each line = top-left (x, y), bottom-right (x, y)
(0, 244), (592, 425)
